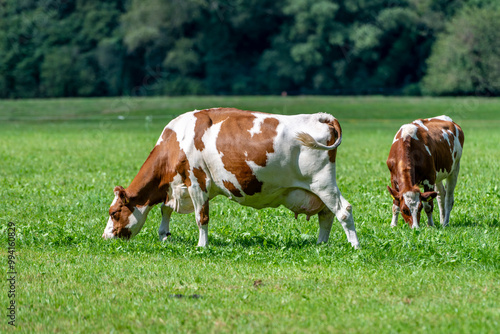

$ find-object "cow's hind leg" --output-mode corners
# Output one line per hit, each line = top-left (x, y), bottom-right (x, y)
(317, 207), (334, 244)
(188, 186), (210, 247)
(436, 182), (446, 225)
(316, 188), (359, 249)
(159, 204), (173, 241)
(443, 162), (460, 227)
(196, 200), (209, 247)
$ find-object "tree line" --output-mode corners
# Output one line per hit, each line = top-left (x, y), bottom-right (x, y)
(1, 0), (499, 98)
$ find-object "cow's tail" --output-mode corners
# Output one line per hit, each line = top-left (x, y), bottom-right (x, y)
(296, 118), (342, 150)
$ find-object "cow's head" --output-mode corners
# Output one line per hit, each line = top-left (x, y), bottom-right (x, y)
(102, 186), (151, 239)
(387, 186), (437, 228)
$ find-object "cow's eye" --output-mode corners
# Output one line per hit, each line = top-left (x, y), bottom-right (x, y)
(402, 208), (411, 216)
(110, 211), (118, 219)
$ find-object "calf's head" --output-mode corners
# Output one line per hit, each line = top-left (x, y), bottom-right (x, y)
(387, 186), (437, 228)
(102, 186), (151, 239)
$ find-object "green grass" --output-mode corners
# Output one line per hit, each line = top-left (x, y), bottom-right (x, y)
(1, 96), (499, 333)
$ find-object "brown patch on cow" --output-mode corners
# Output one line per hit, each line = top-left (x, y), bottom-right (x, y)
(319, 118), (341, 163)
(223, 180), (243, 197)
(216, 111), (279, 195)
(193, 167), (207, 192)
(193, 108), (249, 151)
(126, 129), (189, 206)
(199, 200), (209, 225)
(176, 153), (192, 188)
(194, 108), (279, 195)
(193, 112), (211, 151)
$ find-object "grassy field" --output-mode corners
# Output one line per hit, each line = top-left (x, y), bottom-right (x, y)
(0, 96), (499, 333)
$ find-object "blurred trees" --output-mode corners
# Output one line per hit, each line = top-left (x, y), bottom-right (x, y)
(0, 0), (498, 98)
(423, 6), (500, 96)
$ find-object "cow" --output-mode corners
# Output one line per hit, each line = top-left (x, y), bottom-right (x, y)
(386, 115), (464, 228)
(102, 108), (360, 249)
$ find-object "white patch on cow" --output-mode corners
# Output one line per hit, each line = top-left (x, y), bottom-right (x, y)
(441, 129), (450, 145)
(392, 129), (401, 143)
(413, 120), (428, 131)
(424, 145), (431, 156)
(102, 216), (115, 239)
(435, 168), (450, 184)
(248, 113), (266, 137)
(428, 115), (453, 122)
(125, 205), (152, 237)
(102, 195), (119, 238)
(403, 191), (420, 228)
(400, 124), (419, 141)
(453, 131), (463, 159)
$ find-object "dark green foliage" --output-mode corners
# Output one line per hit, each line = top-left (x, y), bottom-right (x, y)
(0, 0), (498, 97)
(423, 6), (500, 96)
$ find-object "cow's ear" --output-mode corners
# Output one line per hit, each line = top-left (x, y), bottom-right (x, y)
(114, 186), (129, 205)
(421, 191), (437, 202)
(387, 186), (399, 201)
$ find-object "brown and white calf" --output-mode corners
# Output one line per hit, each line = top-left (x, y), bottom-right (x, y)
(102, 108), (359, 248)
(386, 115), (464, 228)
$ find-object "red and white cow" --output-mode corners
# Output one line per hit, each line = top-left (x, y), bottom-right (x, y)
(386, 115), (464, 228)
(103, 108), (360, 248)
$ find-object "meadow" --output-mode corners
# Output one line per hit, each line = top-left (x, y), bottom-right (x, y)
(0, 96), (499, 333)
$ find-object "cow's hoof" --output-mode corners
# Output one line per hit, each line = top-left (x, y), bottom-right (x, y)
(160, 232), (171, 241)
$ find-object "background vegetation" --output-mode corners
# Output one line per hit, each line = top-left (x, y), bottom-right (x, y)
(2, 0), (500, 98)
(0, 96), (499, 332)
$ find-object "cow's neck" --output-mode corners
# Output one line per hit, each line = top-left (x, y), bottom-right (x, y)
(126, 146), (168, 207)
(396, 163), (417, 193)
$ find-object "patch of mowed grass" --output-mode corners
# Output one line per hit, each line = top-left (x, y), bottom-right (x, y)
(0, 96), (499, 333)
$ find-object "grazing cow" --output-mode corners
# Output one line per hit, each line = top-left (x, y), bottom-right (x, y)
(102, 108), (360, 248)
(386, 115), (464, 228)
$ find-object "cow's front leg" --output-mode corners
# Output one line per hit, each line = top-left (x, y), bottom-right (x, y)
(336, 196), (359, 249)
(317, 207), (334, 243)
(422, 185), (435, 227)
(422, 200), (434, 227)
(391, 204), (400, 227)
(318, 189), (359, 249)
(159, 203), (173, 241)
